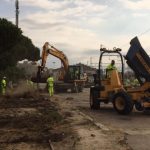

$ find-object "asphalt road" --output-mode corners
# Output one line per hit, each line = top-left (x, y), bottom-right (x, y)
(58, 88), (150, 150)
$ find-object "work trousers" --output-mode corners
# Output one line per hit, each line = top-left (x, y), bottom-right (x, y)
(48, 86), (54, 96)
(1, 88), (6, 95)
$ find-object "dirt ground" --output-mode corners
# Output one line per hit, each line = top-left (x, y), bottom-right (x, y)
(0, 90), (74, 150)
(0, 87), (149, 150)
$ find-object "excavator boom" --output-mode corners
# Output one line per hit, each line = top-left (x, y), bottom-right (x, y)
(41, 42), (69, 74)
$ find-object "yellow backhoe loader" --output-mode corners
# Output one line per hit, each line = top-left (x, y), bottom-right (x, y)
(90, 37), (150, 115)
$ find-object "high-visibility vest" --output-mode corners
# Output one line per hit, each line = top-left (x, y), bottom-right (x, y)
(27, 80), (33, 86)
(106, 64), (117, 78)
(106, 64), (117, 70)
(47, 77), (54, 87)
(1, 79), (6, 88)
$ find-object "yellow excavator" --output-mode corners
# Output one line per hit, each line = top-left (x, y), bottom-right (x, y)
(32, 42), (86, 92)
(90, 37), (150, 115)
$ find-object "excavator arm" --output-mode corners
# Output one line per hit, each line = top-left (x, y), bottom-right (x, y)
(43, 42), (69, 73)
(37, 42), (69, 82)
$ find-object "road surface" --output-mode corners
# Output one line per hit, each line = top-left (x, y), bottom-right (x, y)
(58, 88), (150, 150)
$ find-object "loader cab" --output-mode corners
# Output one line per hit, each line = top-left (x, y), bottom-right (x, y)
(65, 65), (84, 82)
(98, 48), (124, 84)
(92, 48), (124, 87)
(90, 47), (126, 112)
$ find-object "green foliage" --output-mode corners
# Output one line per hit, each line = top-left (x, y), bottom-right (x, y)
(0, 18), (22, 51)
(0, 66), (25, 82)
(0, 18), (40, 79)
(12, 35), (40, 61)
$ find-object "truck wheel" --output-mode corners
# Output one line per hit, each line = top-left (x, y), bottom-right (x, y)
(113, 91), (133, 115)
(78, 86), (83, 92)
(71, 87), (78, 93)
(90, 89), (100, 109)
(135, 102), (144, 111)
(143, 108), (150, 115)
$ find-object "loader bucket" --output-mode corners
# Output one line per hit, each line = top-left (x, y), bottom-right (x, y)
(125, 36), (150, 82)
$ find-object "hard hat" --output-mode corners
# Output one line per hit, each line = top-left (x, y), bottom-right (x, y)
(3, 76), (6, 79)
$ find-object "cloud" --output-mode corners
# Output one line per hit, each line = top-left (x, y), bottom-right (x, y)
(2, 0), (150, 68)
(19, 0), (108, 55)
(20, 0), (107, 13)
(132, 13), (148, 17)
(21, 18), (65, 29)
(20, 0), (69, 10)
(119, 0), (150, 10)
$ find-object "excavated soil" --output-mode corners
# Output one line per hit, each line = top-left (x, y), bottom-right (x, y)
(0, 91), (73, 150)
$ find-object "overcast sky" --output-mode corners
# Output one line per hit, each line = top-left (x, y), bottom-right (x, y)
(1, 0), (150, 68)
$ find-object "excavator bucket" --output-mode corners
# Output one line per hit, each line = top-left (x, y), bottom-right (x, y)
(125, 36), (150, 83)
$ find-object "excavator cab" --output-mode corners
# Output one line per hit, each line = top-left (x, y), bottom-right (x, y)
(65, 65), (83, 81)
(90, 47), (125, 112)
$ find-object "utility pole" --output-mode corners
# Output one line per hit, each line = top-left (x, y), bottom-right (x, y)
(15, 0), (19, 27)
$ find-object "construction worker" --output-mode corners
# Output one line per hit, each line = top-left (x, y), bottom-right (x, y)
(75, 69), (79, 79)
(107, 60), (117, 70)
(47, 74), (54, 96)
(106, 60), (117, 77)
(1, 76), (6, 95)
(26, 78), (34, 88)
(131, 78), (140, 87)
(124, 78), (131, 86)
(83, 72), (88, 82)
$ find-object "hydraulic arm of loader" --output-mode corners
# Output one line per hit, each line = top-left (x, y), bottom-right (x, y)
(125, 36), (150, 84)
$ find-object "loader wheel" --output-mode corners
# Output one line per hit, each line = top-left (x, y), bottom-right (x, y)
(71, 87), (78, 93)
(113, 92), (133, 115)
(78, 86), (83, 92)
(90, 89), (100, 110)
(134, 102), (144, 111)
(143, 108), (150, 115)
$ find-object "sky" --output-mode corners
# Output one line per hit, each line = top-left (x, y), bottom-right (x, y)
(1, 0), (150, 68)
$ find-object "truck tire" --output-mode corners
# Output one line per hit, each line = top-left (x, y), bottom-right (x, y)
(134, 101), (144, 111)
(90, 89), (100, 109)
(113, 91), (133, 115)
(71, 86), (78, 93)
(78, 86), (83, 92)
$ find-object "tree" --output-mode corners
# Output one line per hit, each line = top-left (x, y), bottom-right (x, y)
(0, 18), (22, 52)
(0, 18), (40, 71)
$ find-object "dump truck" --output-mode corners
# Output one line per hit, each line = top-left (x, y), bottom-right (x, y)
(90, 37), (150, 115)
(32, 42), (86, 92)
